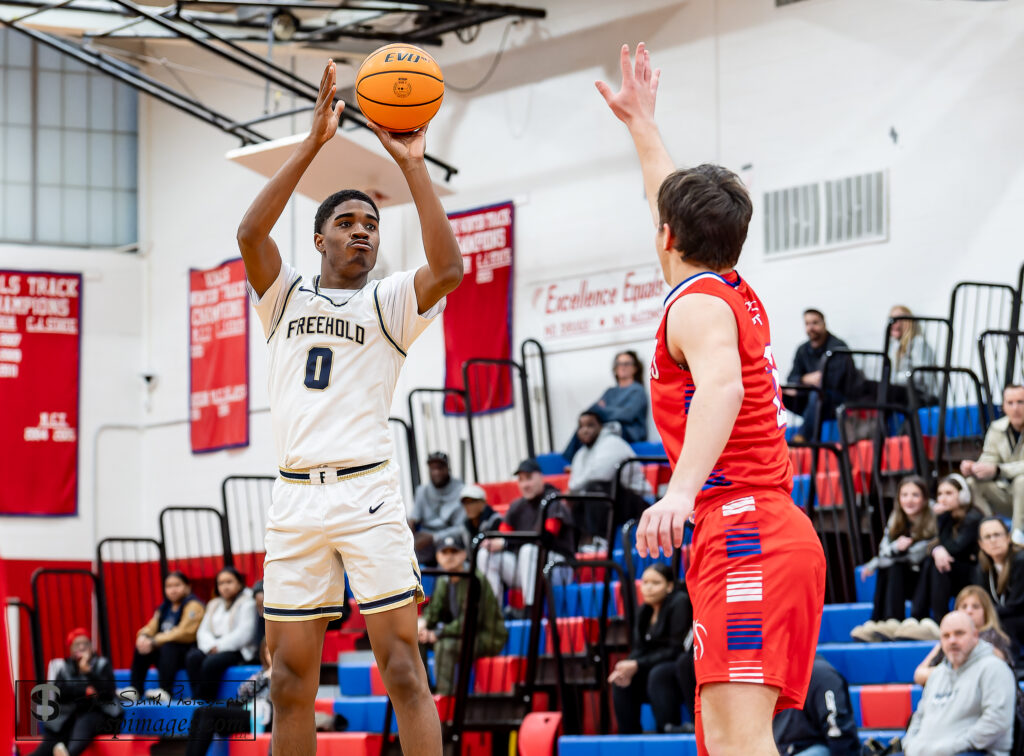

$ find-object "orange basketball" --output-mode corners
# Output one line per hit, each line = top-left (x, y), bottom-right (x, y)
(354, 44), (444, 133)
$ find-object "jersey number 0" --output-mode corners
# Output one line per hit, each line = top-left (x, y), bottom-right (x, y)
(304, 347), (333, 390)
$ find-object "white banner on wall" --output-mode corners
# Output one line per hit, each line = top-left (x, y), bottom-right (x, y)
(522, 264), (668, 351)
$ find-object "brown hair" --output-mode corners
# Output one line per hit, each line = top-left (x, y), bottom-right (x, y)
(954, 585), (1011, 648)
(977, 516), (1020, 597)
(614, 350), (644, 384)
(888, 476), (936, 541)
(656, 165), (752, 270)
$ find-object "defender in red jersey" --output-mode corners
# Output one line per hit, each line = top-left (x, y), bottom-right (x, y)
(598, 45), (825, 756)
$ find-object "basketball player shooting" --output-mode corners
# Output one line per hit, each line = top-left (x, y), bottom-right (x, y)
(236, 60), (460, 756)
(597, 44), (826, 756)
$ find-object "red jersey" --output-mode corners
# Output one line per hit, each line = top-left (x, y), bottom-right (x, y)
(650, 270), (792, 503)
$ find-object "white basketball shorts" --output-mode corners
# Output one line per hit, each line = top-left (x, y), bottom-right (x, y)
(262, 459), (424, 621)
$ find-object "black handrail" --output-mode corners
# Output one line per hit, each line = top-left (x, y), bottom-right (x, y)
(30, 568), (107, 681)
(520, 338), (555, 453)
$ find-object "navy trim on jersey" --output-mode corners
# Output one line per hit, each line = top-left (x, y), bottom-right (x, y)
(263, 605), (345, 617)
(267, 276), (302, 342)
(359, 587), (418, 611)
(302, 274), (360, 307)
(373, 283), (407, 357)
(662, 270), (739, 305)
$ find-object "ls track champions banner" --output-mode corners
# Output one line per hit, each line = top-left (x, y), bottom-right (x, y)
(189, 258), (249, 453)
(0, 270), (81, 516)
(444, 202), (514, 414)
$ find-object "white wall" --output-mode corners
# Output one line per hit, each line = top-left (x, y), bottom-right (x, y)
(3, 0), (1024, 558)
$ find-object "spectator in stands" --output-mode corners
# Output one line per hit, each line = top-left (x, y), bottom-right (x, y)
(906, 474), (982, 634)
(900, 610), (1014, 756)
(31, 629), (122, 756)
(885, 305), (937, 405)
(961, 384), (1024, 545)
(251, 579), (265, 647)
(459, 484), (501, 550)
(608, 563), (692, 734)
(186, 567), (258, 702)
(409, 451), (466, 564)
(476, 458), (574, 616)
(772, 655), (860, 756)
(973, 516), (1024, 651)
(562, 350), (648, 461)
(185, 638), (273, 756)
(567, 406), (650, 549)
(417, 535), (507, 695)
(850, 476), (937, 641)
(784, 309), (858, 441)
(914, 585), (1012, 686)
(125, 570), (204, 703)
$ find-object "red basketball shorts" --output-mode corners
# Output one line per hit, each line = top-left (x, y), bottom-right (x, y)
(688, 486), (825, 713)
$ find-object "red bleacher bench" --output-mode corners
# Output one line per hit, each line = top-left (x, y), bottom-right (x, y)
(15, 737), (155, 756)
(882, 436), (913, 472)
(228, 733), (382, 756)
(479, 474), (570, 516)
(474, 655), (527, 693)
(815, 471), (843, 507)
(859, 684), (913, 729)
(544, 617), (599, 654)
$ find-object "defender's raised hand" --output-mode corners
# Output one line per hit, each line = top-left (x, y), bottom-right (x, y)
(595, 42), (660, 128)
(310, 60), (346, 147)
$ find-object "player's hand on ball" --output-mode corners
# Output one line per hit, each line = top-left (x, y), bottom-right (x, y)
(368, 121), (427, 167)
(309, 60), (346, 147)
(595, 42), (660, 128)
(636, 490), (692, 558)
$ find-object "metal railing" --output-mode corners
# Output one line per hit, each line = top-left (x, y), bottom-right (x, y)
(520, 338), (555, 455)
(95, 537), (165, 669)
(463, 358), (536, 483)
(948, 281), (1018, 375)
(978, 329), (1024, 411)
(408, 387), (476, 483)
(30, 568), (107, 681)
(158, 506), (233, 599)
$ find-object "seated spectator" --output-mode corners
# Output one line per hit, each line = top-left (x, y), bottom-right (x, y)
(126, 570), (204, 703)
(772, 655), (860, 756)
(851, 477), (937, 641)
(185, 638), (272, 756)
(899, 610), (1014, 756)
(973, 516), (1024, 652)
(186, 567), (257, 702)
(459, 484), (502, 550)
(885, 305), (937, 405)
(251, 579), (265, 646)
(476, 458), (574, 614)
(914, 585), (1013, 686)
(608, 564), (691, 734)
(31, 629), (122, 756)
(961, 384), (1024, 544)
(418, 535), (507, 695)
(784, 309), (859, 440)
(563, 350), (648, 460)
(906, 474), (982, 634)
(567, 406), (650, 548)
(409, 451), (466, 564)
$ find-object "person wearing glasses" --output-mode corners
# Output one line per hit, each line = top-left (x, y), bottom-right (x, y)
(973, 516), (1024, 652)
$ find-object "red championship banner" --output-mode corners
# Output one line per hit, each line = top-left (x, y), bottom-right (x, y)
(443, 202), (514, 414)
(0, 270), (81, 517)
(189, 258), (249, 453)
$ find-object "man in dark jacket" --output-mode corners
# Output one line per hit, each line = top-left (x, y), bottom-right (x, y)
(31, 629), (122, 756)
(476, 459), (574, 615)
(772, 655), (859, 756)
(784, 309), (859, 439)
(459, 484), (502, 551)
(418, 535), (508, 695)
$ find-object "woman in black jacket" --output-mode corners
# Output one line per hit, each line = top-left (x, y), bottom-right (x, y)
(31, 629), (122, 756)
(608, 563), (691, 733)
(908, 475), (983, 628)
(974, 516), (1024, 651)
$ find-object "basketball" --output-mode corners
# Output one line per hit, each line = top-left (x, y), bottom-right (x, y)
(354, 44), (444, 133)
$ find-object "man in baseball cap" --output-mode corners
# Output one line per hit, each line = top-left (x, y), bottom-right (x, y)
(459, 484), (501, 552)
(409, 450), (465, 564)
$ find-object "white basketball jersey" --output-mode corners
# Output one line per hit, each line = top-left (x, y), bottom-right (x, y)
(250, 262), (443, 469)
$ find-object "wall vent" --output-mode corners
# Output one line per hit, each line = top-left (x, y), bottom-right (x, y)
(764, 170), (888, 256)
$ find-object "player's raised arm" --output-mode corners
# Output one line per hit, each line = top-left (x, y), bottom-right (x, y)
(637, 294), (745, 558)
(596, 43), (675, 228)
(237, 60), (345, 296)
(369, 123), (463, 313)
